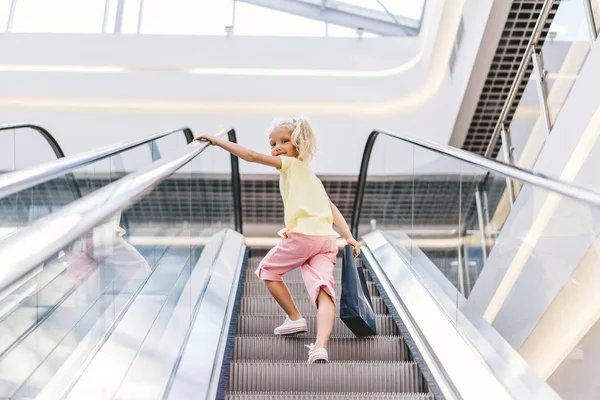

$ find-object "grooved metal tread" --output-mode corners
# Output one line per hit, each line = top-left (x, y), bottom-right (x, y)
(243, 280), (379, 297)
(236, 314), (397, 336)
(228, 361), (424, 393)
(228, 255), (431, 397)
(245, 268), (344, 282)
(226, 392), (435, 399)
(233, 336), (407, 361)
(240, 295), (388, 315)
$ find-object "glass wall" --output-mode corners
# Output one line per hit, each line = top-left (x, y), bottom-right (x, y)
(0, 140), (237, 398)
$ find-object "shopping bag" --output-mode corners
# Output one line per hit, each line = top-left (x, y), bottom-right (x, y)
(339, 245), (377, 337)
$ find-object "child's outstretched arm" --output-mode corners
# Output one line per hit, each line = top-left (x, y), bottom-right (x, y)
(329, 200), (361, 257)
(196, 134), (282, 169)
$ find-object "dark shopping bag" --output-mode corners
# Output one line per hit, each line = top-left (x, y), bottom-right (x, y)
(339, 245), (377, 337)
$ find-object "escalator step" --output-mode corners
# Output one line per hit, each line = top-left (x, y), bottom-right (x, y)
(240, 296), (387, 315)
(228, 361), (424, 393)
(245, 268), (343, 282)
(232, 336), (407, 361)
(236, 315), (397, 336)
(226, 392), (434, 399)
(243, 281), (379, 297)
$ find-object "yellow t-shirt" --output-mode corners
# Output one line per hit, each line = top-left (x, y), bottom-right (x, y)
(277, 156), (339, 238)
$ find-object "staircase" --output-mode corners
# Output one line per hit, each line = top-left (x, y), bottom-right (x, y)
(226, 252), (434, 399)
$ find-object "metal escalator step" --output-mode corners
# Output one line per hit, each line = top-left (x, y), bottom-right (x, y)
(245, 268), (343, 282)
(228, 361), (424, 392)
(243, 281), (378, 297)
(247, 257), (343, 267)
(226, 392), (434, 400)
(232, 336), (406, 361)
(240, 296), (387, 315)
(236, 315), (397, 336)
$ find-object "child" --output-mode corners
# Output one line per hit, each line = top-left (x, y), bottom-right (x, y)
(196, 118), (360, 364)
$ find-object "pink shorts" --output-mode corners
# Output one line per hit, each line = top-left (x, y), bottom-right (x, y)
(255, 232), (338, 308)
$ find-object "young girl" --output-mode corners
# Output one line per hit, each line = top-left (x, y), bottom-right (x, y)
(197, 118), (360, 364)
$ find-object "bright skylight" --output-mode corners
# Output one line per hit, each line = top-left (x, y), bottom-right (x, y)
(2, 0), (422, 36)
(0, 0), (11, 31)
(235, 3), (325, 37)
(337, 0), (425, 20)
(10, 0), (105, 33)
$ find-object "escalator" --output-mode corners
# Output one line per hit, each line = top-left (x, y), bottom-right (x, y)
(1, 126), (599, 399)
(227, 252), (432, 399)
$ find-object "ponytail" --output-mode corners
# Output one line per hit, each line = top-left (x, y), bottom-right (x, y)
(269, 117), (317, 162)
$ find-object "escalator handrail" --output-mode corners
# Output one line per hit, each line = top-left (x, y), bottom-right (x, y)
(351, 129), (600, 237)
(0, 130), (231, 296)
(0, 126), (195, 200)
(227, 129), (243, 234)
(0, 123), (66, 159)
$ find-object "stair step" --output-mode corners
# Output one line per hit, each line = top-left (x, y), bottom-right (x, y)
(236, 315), (397, 336)
(228, 361), (424, 393)
(227, 392), (434, 400)
(244, 264), (373, 284)
(232, 336), (407, 361)
(243, 281), (379, 297)
(245, 268), (344, 282)
(240, 296), (387, 315)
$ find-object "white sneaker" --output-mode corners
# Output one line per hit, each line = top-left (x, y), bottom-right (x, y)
(305, 343), (328, 364)
(274, 316), (308, 336)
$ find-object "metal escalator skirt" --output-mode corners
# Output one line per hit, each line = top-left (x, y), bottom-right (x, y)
(166, 230), (245, 400)
(58, 249), (193, 399)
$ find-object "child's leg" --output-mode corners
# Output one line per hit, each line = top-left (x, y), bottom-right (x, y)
(301, 237), (338, 349)
(255, 236), (310, 321)
(265, 281), (302, 321)
(315, 289), (335, 349)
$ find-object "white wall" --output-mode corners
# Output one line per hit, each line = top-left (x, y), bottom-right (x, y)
(0, 0), (494, 177)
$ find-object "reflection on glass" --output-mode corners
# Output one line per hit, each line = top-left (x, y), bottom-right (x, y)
(0, 138), (236, 397)
(360, 131), (600, 397)
(0, 131), (189, 236)
(411, 145), (462, 299)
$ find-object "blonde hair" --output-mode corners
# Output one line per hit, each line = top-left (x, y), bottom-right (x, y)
(268, 117), (317, 162)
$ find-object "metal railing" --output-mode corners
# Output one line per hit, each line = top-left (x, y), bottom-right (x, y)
(0, 129), (231, 296)
(351, 129), (600, 239)
(483, 0), (598, 204)
(0, 126), (194, 200)
(0, 123), (66, 159)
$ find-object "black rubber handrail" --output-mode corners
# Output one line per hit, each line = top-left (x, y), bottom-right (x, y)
(0, 123), (194, 160)
(0, 124), (241, 234)
(227, 129), (243, 234)
(350, 129), (600, 238)
(0, 123), (66, 159)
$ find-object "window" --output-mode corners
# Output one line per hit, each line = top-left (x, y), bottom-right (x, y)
(141, 0), (233, 35)
(0, 0), (11, 32)
(337, 0), (425, 20)
(11, 0), (106, 33)
(234, 2), (324, 37)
